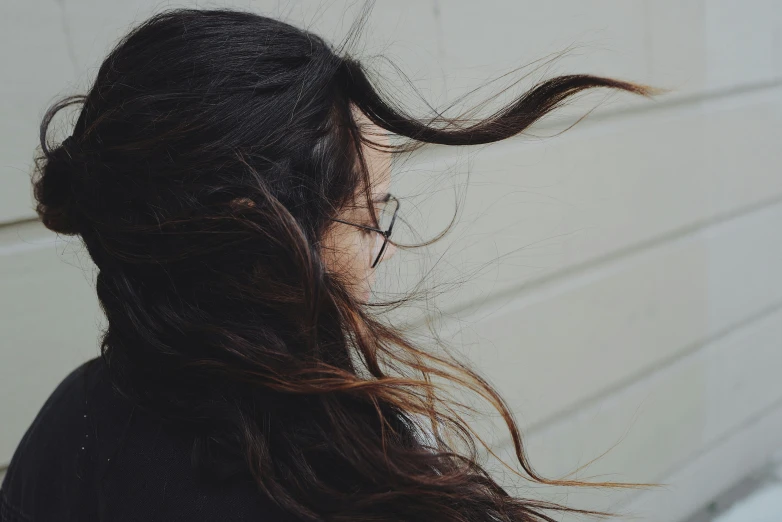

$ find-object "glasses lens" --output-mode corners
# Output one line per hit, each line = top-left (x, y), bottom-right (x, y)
(372, 237), (388, 268)
(377, 197), (398, 234)
(372, 196), (398, 267)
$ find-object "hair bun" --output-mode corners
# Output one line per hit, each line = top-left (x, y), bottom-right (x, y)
(33, 140), (81, 236)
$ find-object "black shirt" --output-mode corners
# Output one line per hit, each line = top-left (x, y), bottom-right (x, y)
(0, 357), (297, 522)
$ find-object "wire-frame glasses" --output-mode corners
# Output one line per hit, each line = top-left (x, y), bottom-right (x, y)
(330, 194), (400, 268)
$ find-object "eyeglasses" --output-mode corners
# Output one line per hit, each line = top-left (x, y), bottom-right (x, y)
(330, 194), (400, 268)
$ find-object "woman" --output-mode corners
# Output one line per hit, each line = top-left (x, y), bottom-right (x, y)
(0, 8), (655, 522)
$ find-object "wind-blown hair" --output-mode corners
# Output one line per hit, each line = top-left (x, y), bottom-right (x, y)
(33, 8), (657, 522)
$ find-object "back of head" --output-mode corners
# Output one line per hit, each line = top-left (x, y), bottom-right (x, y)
(34, 7), (366, 394)
(36, 9), (353, 247)
(32, 8), (656, 522)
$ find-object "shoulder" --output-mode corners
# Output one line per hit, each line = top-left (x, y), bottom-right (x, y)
(1, 357), (101, 521)
(1, 357), (297, 522)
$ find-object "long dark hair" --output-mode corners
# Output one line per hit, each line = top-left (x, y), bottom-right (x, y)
(33, 8), (658, 522)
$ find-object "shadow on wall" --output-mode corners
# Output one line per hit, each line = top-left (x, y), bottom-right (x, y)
(687, 451), (782, 522)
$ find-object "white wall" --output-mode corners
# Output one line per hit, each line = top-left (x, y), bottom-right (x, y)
(2, 2), (781, 520)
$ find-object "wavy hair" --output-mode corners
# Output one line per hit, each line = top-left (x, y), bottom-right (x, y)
(33, 7), (658, 522)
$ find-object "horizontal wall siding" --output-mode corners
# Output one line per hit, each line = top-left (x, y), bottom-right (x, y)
(0, 4), (76, 224)
(1, 2), (781, 520)
(0, 222), (102, 461)
(438, 198), (782, 436)
(623, 401), (782, 522)
(3, 1), (781, 224)
(381, 85), (782, 316)
(478, 294), (782, 518)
